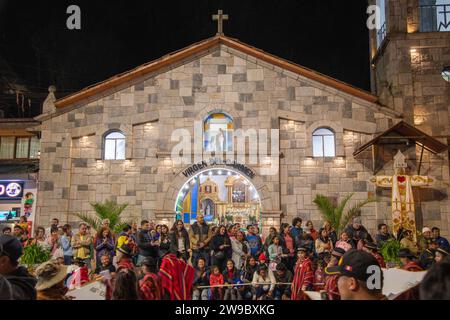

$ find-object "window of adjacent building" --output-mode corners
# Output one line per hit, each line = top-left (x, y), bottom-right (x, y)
(204, 112), (233, 152)
(420, 0), (450, 32)
(376, 0), (387, 48)
(312, 128), (336, 157)
(103, 131), (125, 160)
(442, 67), (450, 82)
(0, 136), (40, 159)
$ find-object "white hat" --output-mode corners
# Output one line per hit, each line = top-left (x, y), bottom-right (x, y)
(422, 227), (431, 233)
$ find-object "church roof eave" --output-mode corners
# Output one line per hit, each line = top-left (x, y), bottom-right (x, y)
(54, 35), (380, 109)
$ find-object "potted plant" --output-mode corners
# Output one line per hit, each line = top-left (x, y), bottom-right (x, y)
(313, 193), (377, 236)
(380, 239), (401, 267)
(71, 199), (129, 233)
(20, 244), (51, 273)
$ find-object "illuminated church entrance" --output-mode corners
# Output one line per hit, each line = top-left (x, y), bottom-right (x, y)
(174, 168), (261, 226)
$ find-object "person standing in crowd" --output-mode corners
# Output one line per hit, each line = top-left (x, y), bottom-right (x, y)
(419, 256), (450, 300)
(0, 235), (37, 300)
(222, 259), (242, 300)
(252, 264), (275, 300)
(291, 247), (314, 299)
(71, 223), (93, 270)
(323, 221), (337, 245)
(280, 223), (295, 270)
(13, 225), (28, 247)
(189, 214), (212, 267)
(398, 248), (423, 271)
(210, 225), (231, 272)
(116, 224), (135, 256)
(267, 236), (286, 270)
(2, 227), (11, 235)
(432, 227), (450, 249)
(192, 257), (210, 300)
(209, 265), (224, 300)
(231, 230), (249, 270)
(158, 225), (171, 260)
(241, 256), (258, 300)
(419, 239), (438, 270)
(94, 227), (115, 265)
(298, 233), (315, 255)
(137, 220), (159, 266)
(344, 217), (372, 250)
(305, 221), (318, 240)
(363, 242), (386, 268)
(273, 263), (292, 300)
(418, 227), (433, 253)
(60, 225), (73, 265)
(400, 229), (418, 255)
(31, 227), (48, 249)
(48, 227), (62, 259)
(139, 257), (162, 300)
(45, 218), (59, 237)
(326, 250), (387, 300)
(435, 247), (449, 264)
(314, 258), (326, 291)
(246, 225), (263, 259)
(35, 261), (71, 300)
(169, 220), (190, 262)
(263, 227), (278, 256)
(112, 268), (140, 300)
(290, 217), (303, 248)
(315, 228), (333, 255)
(375, 223), (394, 247)
(324, 247), (346, 300)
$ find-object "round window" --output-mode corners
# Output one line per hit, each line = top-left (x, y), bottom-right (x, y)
(442, 67), (450, 82)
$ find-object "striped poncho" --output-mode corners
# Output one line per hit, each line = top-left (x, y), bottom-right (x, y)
(158, 253), (195, 300)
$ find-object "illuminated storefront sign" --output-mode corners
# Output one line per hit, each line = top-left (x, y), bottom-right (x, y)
(0, 181), (24, 200)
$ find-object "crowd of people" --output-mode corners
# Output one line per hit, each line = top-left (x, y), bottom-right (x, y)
(0, 214), (449, 300)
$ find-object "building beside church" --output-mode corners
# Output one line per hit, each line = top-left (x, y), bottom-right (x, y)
(34, 3), (450, 237)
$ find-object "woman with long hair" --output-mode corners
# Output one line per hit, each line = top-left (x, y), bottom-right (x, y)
(159, 224), (171, 259)
(280, 223), (295, 271)
(60, 224), (73, 265)
(112, 268), (140, 300)
(95, 227), (115, 265)
(169, 220), (190, 261)
(223, 259), (242, 300)
(315, 228), (333, 255)
(210, 225), (232, 272)
(231, 231), (249, 271)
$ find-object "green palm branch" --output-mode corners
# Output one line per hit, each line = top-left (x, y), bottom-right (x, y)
(70, 199), (129, 233)
(313, 193), (377, 235)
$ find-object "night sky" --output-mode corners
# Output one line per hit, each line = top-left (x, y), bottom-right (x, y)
(0, 0), (371, 117)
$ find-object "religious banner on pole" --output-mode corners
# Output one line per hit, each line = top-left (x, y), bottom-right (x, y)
(371, 150), (433, 239)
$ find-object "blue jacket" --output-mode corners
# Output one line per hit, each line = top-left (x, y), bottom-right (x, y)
(60, 235), (72, 257)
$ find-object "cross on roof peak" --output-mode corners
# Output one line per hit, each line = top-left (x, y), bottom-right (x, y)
(212, 10), (229, 36)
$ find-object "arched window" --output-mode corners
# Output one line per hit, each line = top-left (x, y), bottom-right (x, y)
(204, 112), (233, 152)
(103, 131), (125, 160)
(312, 128), (335, 157)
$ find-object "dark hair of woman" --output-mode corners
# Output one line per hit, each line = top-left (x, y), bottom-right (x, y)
(112, 269), (140, 300)
(170, 219), (185, 232)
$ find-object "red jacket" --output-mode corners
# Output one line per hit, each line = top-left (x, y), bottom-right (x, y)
(117, 257), (134, 271)
(402, 261), (423, 272)
(158, 253), (195, 300)
(291, 257), (314, 300)
(139, 273), (162, 300)
(325, 275), (340, 300)
(372, 252), (386, 268)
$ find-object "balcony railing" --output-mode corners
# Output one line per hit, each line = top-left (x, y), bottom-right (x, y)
(420, 2), (450, 32)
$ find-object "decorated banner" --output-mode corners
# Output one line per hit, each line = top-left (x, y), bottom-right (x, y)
(67, 281), (107, 300)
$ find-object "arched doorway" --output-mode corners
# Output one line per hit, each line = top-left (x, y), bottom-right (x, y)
(174, 168), (261, 226)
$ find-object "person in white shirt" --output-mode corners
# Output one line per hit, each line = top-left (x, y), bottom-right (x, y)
(252, 265), (276, 300)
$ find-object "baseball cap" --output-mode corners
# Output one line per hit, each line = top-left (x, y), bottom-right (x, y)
(331, 247), (346, 258)
(325, 249), (382, 282)
(0, 235), (24, 262)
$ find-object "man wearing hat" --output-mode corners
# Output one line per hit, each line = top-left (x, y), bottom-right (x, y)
(325, 249), (387, 300)
(363, 242), (386, 268)
(324, 247), (345, 300)
(418, 227), (433, 253)
(116, 244), (135, 271)
(139, 256), (162, 300)
(435, 247), (449, 264)
(398, 248), (423, 271)
(419, 239), (438, 270)
(291, 247), (314, 300)
(35, 260), (71, 300)
(0, 235), (37, 300)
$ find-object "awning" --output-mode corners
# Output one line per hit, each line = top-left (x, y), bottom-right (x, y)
(353, 121), (448, 157)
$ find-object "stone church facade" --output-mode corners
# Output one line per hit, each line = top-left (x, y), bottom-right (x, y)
(35, 26), (449, 236)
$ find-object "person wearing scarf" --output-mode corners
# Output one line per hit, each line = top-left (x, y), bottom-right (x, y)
(291, 247), (314, 300)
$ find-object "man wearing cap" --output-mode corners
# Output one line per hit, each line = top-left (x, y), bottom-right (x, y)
(419, 239), (438, 270)
(432, 227), (450, 250)
(435, 247), (449, 264)
(398, 248), (423, 272)
(325, 249), (387, 300)
(324, 247), (345, 300)
(363, 242), (386, 268)
(418, 227), (433, 253)
(0, 235), (37, 300)
(291, 247), (314, 300)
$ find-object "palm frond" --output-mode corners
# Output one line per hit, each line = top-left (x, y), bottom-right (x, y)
(313, 194), (338, 231)
(70, 212), (101, 230)
(334, 193), (354, 234)
(340, 197), (377, 233)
